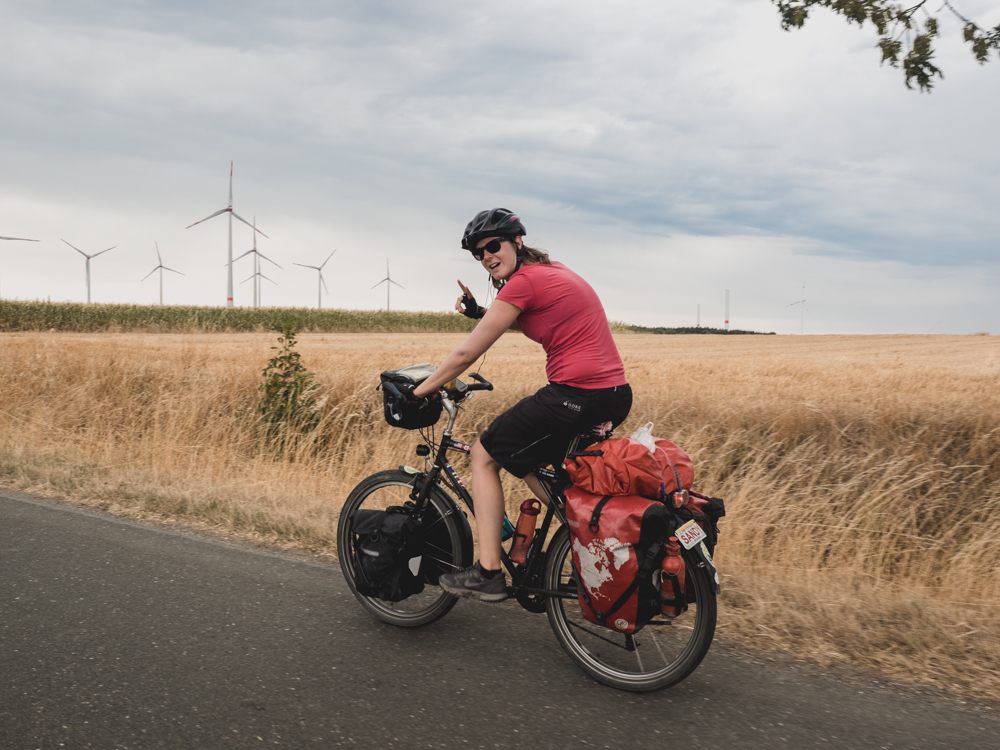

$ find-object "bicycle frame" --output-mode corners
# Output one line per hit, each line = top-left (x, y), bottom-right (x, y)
(403, 391), (578, 606)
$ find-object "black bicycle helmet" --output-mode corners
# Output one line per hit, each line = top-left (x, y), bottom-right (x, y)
(461, 208), (526, 251)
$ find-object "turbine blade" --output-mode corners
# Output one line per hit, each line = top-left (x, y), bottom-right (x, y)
(230, 211), (269, 238)
(320, 272), (329, 293)
(163, 267), (185, 275)
(320, 250), (336, 268)
(260, 273), (277, 285)
(257, 252), (282, 269)
(293, 263), (319, 270)
(240, 273), (255, 284)
(92, 247), (115, 258)
(141, 267), (158, 281)
(389, 279), (405, 289)
(371, 278), (388, 289)
(155, 242), (162, 265)
(185, 208), (228, 228)
(0, 236), (39, 241)
(62, 239), (87, 257)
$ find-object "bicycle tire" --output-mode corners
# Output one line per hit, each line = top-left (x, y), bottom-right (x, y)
(337, 469), (473, 628)
(544, 526), (717, 692)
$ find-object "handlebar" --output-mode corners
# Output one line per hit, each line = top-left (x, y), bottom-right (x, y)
(383, 381), (405, 401)
(467, 372), (494, 391)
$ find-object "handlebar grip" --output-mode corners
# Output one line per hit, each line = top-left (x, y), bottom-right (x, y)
(383, 382), (404, 400)
(468, 372), (494, 390)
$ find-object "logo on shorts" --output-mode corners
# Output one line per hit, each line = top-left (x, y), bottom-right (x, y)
(562, 401), (582, 412)
(614, 618), (629, 630)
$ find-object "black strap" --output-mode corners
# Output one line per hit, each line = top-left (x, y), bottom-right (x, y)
(659, 570), (687, 613)
(588, 495), (613, 533)
(583, 539), (667, 626)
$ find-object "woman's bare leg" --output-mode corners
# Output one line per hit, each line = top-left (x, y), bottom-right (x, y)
(470, 439), (505, 570)
(523, 473), (550, 507)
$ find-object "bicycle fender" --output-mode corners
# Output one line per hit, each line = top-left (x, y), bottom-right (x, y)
(686, 542), (721, 594)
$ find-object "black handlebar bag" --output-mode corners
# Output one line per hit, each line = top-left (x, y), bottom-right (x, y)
(380, 363), (443, 430)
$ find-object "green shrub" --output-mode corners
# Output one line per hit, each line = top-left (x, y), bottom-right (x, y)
(258, 321), (319, 449)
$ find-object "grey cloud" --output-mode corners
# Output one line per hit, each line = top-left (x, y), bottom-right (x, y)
(1, 0), (998, 330)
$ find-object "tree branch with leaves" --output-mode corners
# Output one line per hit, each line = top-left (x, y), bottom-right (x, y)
(773, 1), (1000, 91)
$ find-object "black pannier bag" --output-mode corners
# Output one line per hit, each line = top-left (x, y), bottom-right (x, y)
(379, 363), (443, 430)
(351, 507), (425, 602)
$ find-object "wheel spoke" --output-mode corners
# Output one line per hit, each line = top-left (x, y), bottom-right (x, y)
(647, 627), (671, 667)
(627, 634), (645, 672)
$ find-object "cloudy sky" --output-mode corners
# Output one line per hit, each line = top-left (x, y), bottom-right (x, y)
(1, 0), (997, 334)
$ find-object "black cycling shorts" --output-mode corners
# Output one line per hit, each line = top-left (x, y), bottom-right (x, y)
(478, 382), (633, 479)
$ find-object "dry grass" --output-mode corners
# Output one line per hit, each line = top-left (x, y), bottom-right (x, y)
(2, 331), (999, 701)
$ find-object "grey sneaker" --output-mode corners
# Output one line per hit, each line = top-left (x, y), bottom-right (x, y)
(438, 565), (508, 602)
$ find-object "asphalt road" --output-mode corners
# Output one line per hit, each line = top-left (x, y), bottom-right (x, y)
(2, 489), (996, 750)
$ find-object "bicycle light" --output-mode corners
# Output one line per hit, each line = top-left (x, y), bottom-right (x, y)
(416, 444), (431, 457)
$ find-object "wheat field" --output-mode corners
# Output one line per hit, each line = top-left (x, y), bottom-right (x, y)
(1, 331), (998, 700)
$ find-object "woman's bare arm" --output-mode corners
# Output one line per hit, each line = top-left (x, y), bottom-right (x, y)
(413, 300), (521, 397)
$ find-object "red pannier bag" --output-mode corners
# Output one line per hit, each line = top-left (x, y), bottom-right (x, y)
(565, 487), (671, 634)
(564, 437), (694, 498)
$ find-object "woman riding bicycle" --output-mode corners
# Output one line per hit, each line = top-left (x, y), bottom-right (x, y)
(408, 208), (632, 601)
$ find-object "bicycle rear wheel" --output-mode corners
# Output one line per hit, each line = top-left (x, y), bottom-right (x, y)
(544, 526), (716, 692)
(337, 470), (472, 628)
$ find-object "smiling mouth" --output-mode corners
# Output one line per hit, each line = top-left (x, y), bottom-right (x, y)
(488, 261), (501, 271)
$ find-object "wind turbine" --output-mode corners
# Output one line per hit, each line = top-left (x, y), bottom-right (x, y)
(185, 162), (267, 307)
(141, 242), (184, 305)
(371, 258), (403, 311)
(62, 240), (114, 304)
(787, 283), (807, 335)
(241, 268), (277, 307)
(293, 250), (336, 309)
(0, 234), (40, 299)
(233, 217), (280, 308)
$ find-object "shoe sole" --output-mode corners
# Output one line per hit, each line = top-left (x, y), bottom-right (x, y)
(439, 583), (508, 602)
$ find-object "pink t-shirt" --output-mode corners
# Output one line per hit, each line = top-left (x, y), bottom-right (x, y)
(496, 261), (627, 389)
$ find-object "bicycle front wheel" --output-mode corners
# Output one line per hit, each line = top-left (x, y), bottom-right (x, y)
(337, 470), (472, 628)
(544, 526), (717, 692)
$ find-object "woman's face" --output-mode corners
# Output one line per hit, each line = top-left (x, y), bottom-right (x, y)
(476, 236), (522, 282)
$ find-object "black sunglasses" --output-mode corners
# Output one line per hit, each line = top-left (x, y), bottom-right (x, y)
(470, 237), (508, 261)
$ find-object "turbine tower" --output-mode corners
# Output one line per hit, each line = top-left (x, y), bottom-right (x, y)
(293, 250), (336, 309)
(787, 282), (807, 335)
(725, 289), (730, 331)
(62, 240), (114, 304)
(233, 218), (280, 308)
(0, 234), (40, 299)
(371, 258), (403, 311)
(185, 162), (267, 307)
(141, 242), (184, 306)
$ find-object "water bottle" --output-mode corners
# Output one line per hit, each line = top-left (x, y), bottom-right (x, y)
(509, 499), (542, 564)
(660, 537), (687, 617)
